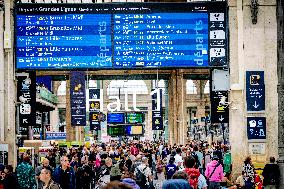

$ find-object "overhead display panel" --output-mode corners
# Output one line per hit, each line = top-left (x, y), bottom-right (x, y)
(15, 2), (227, 70)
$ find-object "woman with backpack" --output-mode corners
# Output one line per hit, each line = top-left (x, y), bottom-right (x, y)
(205, 153), (224, 189)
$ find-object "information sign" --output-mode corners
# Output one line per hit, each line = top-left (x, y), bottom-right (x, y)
(107, 125), (124, 136)
(152, 89), (163, 130)
(107, 113), (125, 124)
(246, 71), (265, 111)
(70, 71), (86, 126)
(46, 132), (66, 140)
(125, 125), (143, 135)
(15, 2), (227, 69)
(89, 112), (101, 131)
(247, 117), (266, 140)
(17, 71), (36, 127)
(126, 112), (144, 124)
(210, 91), (229, 123)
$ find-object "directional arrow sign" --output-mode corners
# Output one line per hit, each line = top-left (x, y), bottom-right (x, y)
(219, 115), (224, 122)
(252, 101), (259, 109)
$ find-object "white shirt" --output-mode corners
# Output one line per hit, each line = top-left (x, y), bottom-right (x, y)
(174, 154), (183, 166)
(136, 163), (152, 185)
(198, 174), (208, 189)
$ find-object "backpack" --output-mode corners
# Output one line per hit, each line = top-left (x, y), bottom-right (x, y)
(136, 167), (148, 187)
(191, 152), (201, 168)
(223, 152), (231, 174)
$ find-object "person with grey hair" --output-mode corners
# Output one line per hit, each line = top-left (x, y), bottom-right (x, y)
(52, 156), (76, 189)
(135, 157), (153, 189)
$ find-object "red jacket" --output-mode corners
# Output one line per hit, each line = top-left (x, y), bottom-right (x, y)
(184, 168), (200, 189)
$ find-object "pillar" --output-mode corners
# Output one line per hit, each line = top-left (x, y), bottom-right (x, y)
(168, 70), (187, 145)
(168, 70), (177, 145)
(50, 81), (61, 132)
(0, 10), (4, 142)
(4, 0), (16, 168)
(277, 0), (284, 187)
(66, 79), (76, 141)
(176, 70), (187, 145)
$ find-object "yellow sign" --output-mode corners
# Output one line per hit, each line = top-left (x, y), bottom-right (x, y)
(132, 126), (143, 135)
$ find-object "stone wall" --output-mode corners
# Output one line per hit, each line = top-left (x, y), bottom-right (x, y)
(229, 0), (278, 176)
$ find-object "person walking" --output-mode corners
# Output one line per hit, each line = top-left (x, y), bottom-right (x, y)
(35, 158), (53, 189)
(135, 157), (153, 189)
(165, 157), (178, 179)
(52, 156), (76, 189)
(184, 156), (207, 189)
(39, 167), (60, 189)
(262, 157), (280, 189)
(2, 165), (18, 189)
(242, 157), (255, 189)
(16, 156), (36, 189)
(205, 153), (224, 189)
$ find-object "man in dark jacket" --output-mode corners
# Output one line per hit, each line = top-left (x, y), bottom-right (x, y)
(262, 156), (280, 189)
(52, 156), (76, 189)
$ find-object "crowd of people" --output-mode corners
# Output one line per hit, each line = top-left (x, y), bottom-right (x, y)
(0, 140), (281, 189)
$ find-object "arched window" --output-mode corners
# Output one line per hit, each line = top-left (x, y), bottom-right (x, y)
(204, 80), (210, 94)
(107, 80), (148, 96)
(57, 81), (66, 96)
(186, 80), (197, 94)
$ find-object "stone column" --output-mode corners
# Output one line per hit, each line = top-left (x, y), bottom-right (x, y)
(50, 81), (61, 132)
(66, 79), (76, 141)
(277, 0), (284, 187)
(168, 70), (187, 145)
(4, 0), (16, 168)
(168, 70), (178, 145)
(176, 70), (187, 145)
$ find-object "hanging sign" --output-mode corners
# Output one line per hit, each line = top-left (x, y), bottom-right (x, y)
(70, 71), (86, 126)
(152, 89), (163, 130)
(210, 91), (229, 123)
(17, 72), (36, 127)
(90, 112), (101, 131)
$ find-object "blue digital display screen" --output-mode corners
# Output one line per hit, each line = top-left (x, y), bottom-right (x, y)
(15, 3), (227, 69)
(113, 13), (208, 68)
(107, 113), (125, 124)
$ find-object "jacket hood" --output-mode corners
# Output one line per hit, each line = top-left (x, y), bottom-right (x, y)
(184, 168), (200, 178)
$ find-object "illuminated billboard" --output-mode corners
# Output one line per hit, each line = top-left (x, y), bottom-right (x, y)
(15, 2), (227, 69)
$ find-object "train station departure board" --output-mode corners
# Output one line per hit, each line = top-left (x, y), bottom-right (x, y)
(15, 2), (227, 70)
